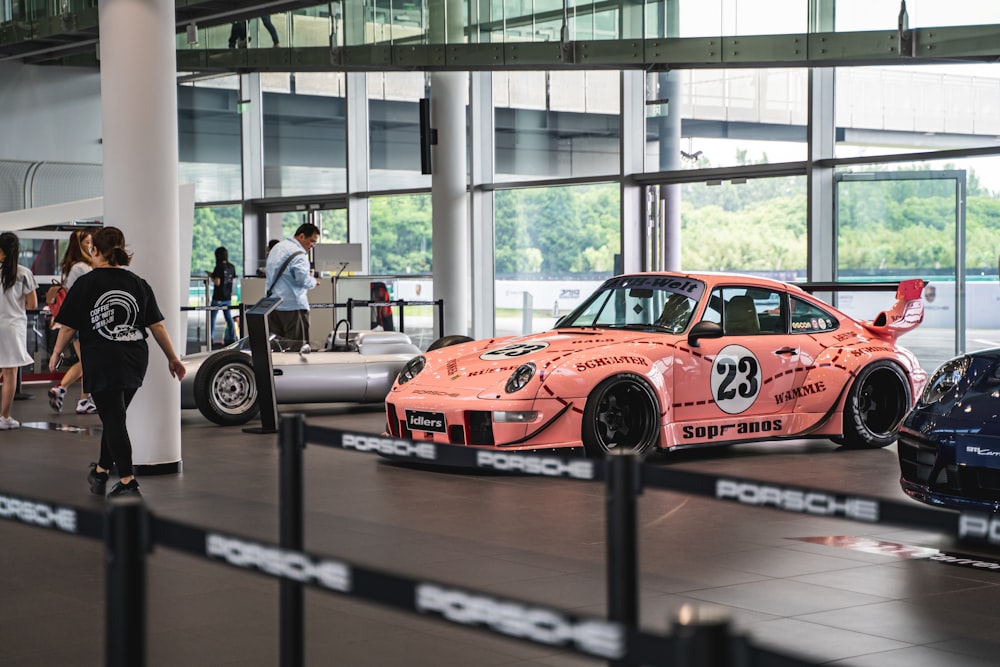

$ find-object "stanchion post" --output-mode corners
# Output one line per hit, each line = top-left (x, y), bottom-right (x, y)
(397, 299), (405, 332)
(279, 413), (306, 667)
(606, 451), (640, 667)
(671, 605), (739, 667)
(105, 498), (149, 667)
(436, 299), (444, 338)
(243, 296), (281, 434)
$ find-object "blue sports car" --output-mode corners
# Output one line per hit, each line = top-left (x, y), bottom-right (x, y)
(897, 349), (1000, 512)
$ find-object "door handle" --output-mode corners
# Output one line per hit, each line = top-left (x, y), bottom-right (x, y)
(774, 347), (798, 356)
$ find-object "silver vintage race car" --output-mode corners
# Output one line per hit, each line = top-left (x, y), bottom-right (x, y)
(181, 328), (461, 426)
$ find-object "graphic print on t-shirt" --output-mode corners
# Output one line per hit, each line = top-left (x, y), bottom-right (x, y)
(91, 289), (144, 341)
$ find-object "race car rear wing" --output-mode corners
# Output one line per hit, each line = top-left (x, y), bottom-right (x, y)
(794, 278), (926, 342)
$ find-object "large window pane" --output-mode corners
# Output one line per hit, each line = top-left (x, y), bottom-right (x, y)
(369, 194), (432, 275)
(495, 183), (620, 335)
(836, 170), (960, 371)
(835, 0), (1000, 30)
(679, 176), (807, 278)
(178, 76), (242, 202)
(262, 77), (346, 197)
(495, 71), (620, 180)
(187, 204), (244, 353)
(647, 68), (807, 172)
(675, 0), (807, 37)
(834, 157), (1000, 368)
(836, 65), (1000, 158)
(369, 72), (433, 191)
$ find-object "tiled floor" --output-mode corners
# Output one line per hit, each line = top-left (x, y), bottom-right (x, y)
(2, 382), (1000, 666)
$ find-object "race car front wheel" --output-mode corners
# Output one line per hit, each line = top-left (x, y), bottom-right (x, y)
(582, 374), (660, 457)
(193, 350), (260, 426)
(841, 360), (910, 449)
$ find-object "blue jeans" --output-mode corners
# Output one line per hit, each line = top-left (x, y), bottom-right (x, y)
(211, 300), (236, 344)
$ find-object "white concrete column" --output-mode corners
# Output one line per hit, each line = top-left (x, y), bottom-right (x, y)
(428, 0), (469, 337)
(98, 0), (182, 471)
(430, 70), (470, 337)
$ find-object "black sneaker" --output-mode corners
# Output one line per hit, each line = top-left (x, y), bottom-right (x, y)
(106, 479), (141, 499)
(87, 463), (108, 495)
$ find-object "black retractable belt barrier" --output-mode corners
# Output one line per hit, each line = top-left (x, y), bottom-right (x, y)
(105, 498), (149, 667)
(279, 414), (306, 667)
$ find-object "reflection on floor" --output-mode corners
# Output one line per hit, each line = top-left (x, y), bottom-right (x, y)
(2, 382), (1000, 666)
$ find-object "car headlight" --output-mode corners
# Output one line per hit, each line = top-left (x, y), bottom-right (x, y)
(920, 356), (969, 404)
(397, 356), (426, 385)
(505, 362), (536, 394)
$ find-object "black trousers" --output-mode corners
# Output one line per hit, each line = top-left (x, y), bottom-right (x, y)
(92, 388), (138, 479)
(267, 309), (310, 347)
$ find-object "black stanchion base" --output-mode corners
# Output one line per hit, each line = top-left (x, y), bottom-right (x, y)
(133, 461), (182, 476)
(243, 426), (277, 434)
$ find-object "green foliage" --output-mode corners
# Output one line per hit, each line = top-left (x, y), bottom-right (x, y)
(494, 184), (620, 275)
(369, 194), (433, 274)
(191, 205), (244, 277)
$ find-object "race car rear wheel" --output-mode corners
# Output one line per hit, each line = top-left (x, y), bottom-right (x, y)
(841, 360), (910, 449)
(193, 350), (260, 426)
(582, 374), (660, 457)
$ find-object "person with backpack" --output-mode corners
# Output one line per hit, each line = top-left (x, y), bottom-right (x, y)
(47, 226), (185, 499)
(48, 229), (96, 414)
(0, 232), (38, 430)
(210, 246), (238, 345)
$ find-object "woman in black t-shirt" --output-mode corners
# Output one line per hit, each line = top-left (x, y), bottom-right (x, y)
(48, 227), (186, 499)
(210, 246), (237, 345)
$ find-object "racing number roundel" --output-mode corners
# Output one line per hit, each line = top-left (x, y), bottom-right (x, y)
(480, 342), (549, 361)
(710, 344), (761, 415)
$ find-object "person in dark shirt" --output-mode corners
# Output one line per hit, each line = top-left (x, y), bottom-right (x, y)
(48, 227), (185, 499)
(210, 246), (237, 345)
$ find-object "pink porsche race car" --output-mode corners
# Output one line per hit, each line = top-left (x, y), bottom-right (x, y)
(386, 272), (927, 457)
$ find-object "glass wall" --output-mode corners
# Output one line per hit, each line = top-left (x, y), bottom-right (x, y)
(676, 0), (807, 37)
(494, 183), (620, 336)
(178, 76), (243, 202)
(835, 0), (1000, 30)
(262, 74), (347, 197)
(369, 72), (433, 191)
(835, 65), (1000, 158)
(369, 193), (432, 275)
(679, 175), (807, 279)
(495, 70), (620, 181)
(647, 68), (808, 172)
(188, 204), (244, 352)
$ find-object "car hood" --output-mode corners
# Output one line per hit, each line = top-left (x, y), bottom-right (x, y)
(903, 350), (1000, 437)
(419, 328), (667, 394)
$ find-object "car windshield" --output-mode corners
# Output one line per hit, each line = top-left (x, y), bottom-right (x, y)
(557, 276), (705, 333)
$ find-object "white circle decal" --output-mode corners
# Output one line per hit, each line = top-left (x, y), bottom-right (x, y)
(710, 344), (761, 414)
(480, 342), (549, 361)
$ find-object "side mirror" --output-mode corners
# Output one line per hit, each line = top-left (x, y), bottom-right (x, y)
(687, 320), (723, 348)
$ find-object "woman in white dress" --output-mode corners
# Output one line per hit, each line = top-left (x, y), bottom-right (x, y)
(0, 232), (38, 429)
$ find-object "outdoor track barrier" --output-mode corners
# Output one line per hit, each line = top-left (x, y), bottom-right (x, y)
(4, 414), (997, 667)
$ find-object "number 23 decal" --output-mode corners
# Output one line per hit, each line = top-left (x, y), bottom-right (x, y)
(710, 345), (761, 414)
(480, 342), (549, 361)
